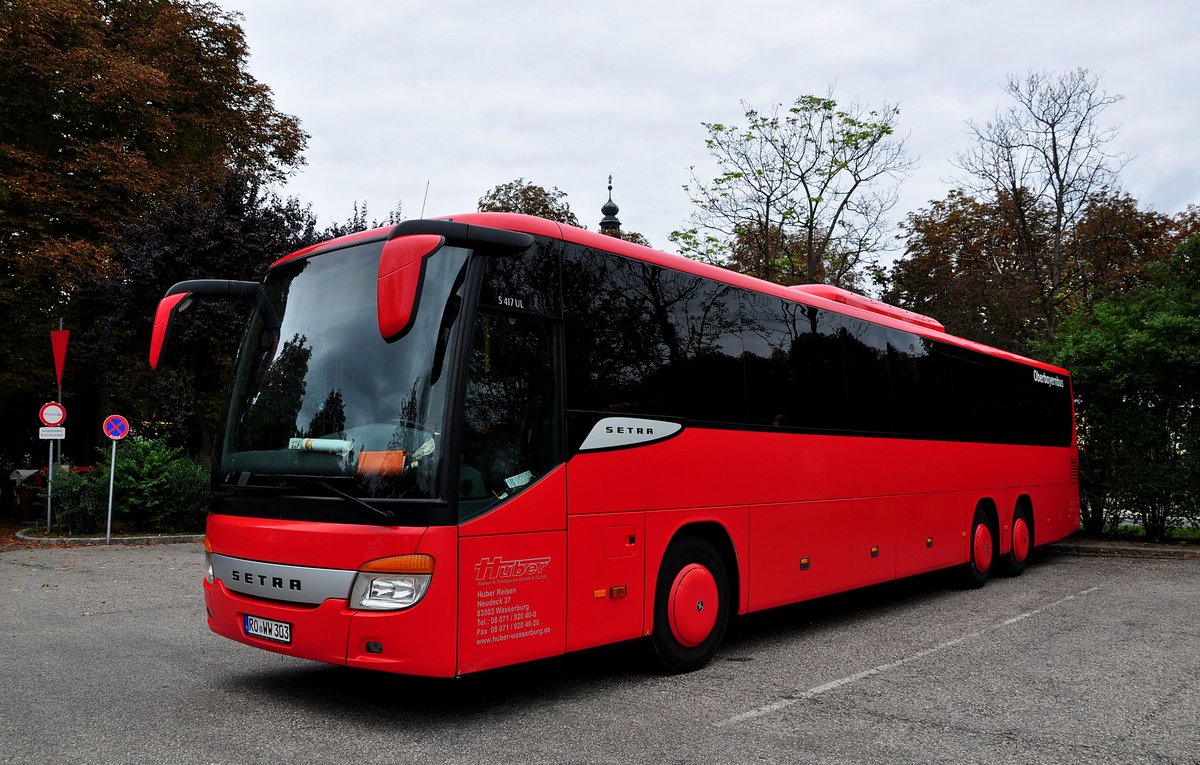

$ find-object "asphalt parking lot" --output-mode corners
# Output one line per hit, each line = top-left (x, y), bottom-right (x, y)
(1, 542), (1196, 764)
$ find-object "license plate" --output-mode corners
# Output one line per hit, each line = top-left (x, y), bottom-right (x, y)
(244, 614), (292, 644)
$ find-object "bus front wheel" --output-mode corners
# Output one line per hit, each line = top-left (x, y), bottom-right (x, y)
(651, 537), (730, 673)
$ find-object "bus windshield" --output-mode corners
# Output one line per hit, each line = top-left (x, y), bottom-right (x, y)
(216, 239), (471, 500)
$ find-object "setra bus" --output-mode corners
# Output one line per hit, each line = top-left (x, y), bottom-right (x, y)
(150, 212), (1080, 676)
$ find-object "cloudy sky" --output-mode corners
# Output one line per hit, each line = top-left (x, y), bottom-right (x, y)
(218, 0), (1199, 256)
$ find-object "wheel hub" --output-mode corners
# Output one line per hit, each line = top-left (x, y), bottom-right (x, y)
(973, 523), (993, 574)
(668, 563), (719, 648)
(1012, 517), (1030, 563)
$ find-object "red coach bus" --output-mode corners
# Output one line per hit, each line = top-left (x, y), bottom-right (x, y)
(150, 212), (1080, 676)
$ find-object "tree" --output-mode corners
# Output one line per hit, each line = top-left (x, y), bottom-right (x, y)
(66, 174), (319, 464)
(956, 69), (1127, 340)
(673, 92), (914, 288)
(477, 179), (580, 226)
(886, 190), (1170, 355)
(600, 228), (652, 247)
(0, 0), (307, 247)
(1054, 237), (1200, 538)
(0, 0), (307, 470)
(319, 200), (404, 240)
(886, 191), (1043, 354)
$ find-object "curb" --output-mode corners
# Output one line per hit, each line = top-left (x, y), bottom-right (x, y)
(1045, 542), (1199, 560)
(15, 529), (204, 547)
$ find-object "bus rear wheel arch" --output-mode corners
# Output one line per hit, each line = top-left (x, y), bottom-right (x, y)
(651, 535), (732, 673)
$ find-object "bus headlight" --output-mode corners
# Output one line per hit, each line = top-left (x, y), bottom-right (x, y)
(203, 536), (214, 584)
(350, 554), (435, 611)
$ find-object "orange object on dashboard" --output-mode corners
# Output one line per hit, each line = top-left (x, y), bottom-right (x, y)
(357, 450), (407, 476)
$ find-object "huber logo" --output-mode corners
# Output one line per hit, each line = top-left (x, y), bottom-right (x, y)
(474, 556), (551, 583)
(1032, 369), (1066, 388)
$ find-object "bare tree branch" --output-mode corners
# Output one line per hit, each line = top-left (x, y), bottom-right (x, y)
(673, 89), (915, 289)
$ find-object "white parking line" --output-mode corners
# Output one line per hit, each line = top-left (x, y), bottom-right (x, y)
(714, 586), (1101, 728)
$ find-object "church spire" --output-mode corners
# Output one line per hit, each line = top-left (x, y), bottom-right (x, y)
(599, 175), (621, 235)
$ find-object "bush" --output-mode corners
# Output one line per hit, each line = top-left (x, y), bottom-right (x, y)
(50, 468), (106, 534)
(45, 438), (210, 534)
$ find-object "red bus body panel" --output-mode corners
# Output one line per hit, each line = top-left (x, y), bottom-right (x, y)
(456, 466), (568, 675)
(564, 510), (646, 652)
(195, 213), (1081, 678)
(567, 426), (1078, 614)
(203, 516), (459, 677)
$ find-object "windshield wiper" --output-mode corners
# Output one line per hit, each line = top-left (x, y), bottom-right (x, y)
(275, 475), (396, 523)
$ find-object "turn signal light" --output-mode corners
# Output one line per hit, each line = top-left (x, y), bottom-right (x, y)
(202, 536), (214, 583)
(359, 554), (435, 574)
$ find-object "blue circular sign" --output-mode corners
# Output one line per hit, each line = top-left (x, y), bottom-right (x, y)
(103, 415), (129, 440)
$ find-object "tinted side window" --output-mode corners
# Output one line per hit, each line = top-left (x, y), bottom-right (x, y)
(563, 247), (744, 422)
(999, 359), (1073, 446)
(886, 328), (924, 437)
(743, 294), (847, 430)
(840, 317), (891, 434)
(458, 312), (562, 520)
(943, 346), (1002, 442)
(477, 239), (562, 318)
(668, 280), (744, 422)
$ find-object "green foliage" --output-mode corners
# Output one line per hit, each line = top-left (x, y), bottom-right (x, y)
(0, 0), (307, 472)
(48, 438), (209, 534)
(1055, 237), (1200, 539)
(69, 174), (320, 460)
(49, 468), (107, 534)
(679, 89), (913, 289)
(478, 179), (580, 227)
(886, 191), (1169, 355)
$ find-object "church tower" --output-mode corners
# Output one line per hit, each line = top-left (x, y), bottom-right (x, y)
(599, 175), (621, 236)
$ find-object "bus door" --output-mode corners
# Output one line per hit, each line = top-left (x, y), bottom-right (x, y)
(455, 259), (567, 674)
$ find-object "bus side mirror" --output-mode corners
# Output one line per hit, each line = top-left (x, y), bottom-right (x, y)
(378, 234), (446, 342)
(149, 280), (266, 369)
(149, 292), (192, 370)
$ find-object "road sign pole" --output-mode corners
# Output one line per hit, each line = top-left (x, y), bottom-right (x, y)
(38, 402), (67, 530)
(102, 414), (128, 545)
(47, 440), (54, 529)
(106, 439), (117, 545)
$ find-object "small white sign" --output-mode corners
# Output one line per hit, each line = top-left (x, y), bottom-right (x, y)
(39, 427), (65, 440)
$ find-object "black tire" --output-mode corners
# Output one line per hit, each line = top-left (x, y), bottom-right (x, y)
(998, 505), (1033, 577)
(960, 506), (996, 589)
(651, 537), (730, 674)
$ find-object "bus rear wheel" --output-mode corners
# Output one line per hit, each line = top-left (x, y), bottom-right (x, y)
(961, 507), (995, 589)
(651, 537), (730, 674)
(999, 505), (1033, 577)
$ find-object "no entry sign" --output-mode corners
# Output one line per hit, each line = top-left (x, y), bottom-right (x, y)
(39, 402), (66, 427)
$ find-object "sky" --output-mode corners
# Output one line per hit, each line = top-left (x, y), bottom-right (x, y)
(217, 0), (1200, 259)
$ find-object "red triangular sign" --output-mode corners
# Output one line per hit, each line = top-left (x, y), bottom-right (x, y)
(51, 330), (69, 388)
